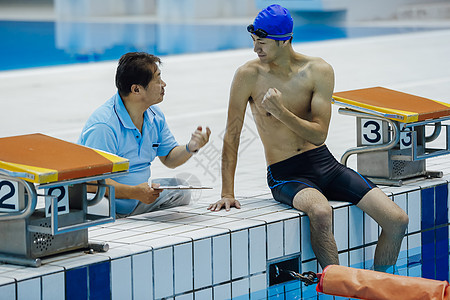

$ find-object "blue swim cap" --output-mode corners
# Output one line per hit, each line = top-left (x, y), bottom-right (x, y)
(252, 4), (293, 41)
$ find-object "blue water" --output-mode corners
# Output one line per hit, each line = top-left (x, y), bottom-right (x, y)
(246, 246), (446, 300)
(1, 19), (449, 300)
(243, 236), (450, 300)
(0, 20), (446, 71)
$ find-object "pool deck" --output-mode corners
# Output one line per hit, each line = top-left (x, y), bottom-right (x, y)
(1, 9), (450, 300)
(1, 24), (450, 198)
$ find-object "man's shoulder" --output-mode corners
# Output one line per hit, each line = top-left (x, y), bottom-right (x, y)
(148, 104), (164, 116)
(231, 60), (260, 88)
(85, 97), (118, 127)
(147, 105), (168, 125)
(303, 55), (333, 72)
(236, 59), (260, 77)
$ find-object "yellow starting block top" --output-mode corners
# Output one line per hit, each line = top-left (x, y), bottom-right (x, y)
(333, 87), (450, 123)
(0, 133), (129, 184)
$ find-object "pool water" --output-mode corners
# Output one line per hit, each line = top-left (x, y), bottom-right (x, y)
(244, 245), (447, 300)
(240, 227), (450, 300)
(1, 18), (449, 300)
(0, 20), (446, 71)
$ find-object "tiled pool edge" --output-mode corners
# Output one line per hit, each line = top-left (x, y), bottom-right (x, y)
(0, 178), (448, 300)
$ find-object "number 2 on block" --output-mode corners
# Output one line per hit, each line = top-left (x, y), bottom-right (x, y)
(45, 186), (69, 217)
(0, 180), (19, 212)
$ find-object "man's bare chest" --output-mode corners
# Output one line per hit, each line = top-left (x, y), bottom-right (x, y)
(252, 75), (313, 117)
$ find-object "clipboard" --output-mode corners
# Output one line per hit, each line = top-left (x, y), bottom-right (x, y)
(154, 185), (212, 190)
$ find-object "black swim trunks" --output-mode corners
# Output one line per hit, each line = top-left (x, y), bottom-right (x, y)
(267, 145), (376, 207)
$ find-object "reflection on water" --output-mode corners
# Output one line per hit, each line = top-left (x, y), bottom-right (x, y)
(54, 22), (253, 58)
(245, 246), (445, 299)
(0, 20), (441, 71)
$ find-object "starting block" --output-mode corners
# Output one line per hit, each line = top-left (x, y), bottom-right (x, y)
(333, 87), (450, 186)
(0, 133), (129, 267)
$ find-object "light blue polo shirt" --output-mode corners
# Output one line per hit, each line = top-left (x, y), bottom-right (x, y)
(78, 92), (179, 215)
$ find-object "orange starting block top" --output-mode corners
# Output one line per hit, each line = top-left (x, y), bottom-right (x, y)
(333, 87), (450, 123)
(0, 133), (129, 184)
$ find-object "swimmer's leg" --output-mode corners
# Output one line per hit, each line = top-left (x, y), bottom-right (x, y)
(357, 188), (409, 271)
(293, 188), (339, 269)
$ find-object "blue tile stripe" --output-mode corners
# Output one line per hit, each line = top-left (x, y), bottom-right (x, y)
(435, 227), (449, 281)
(435, 184), (448, 226)
(421, 187), (435, 280)
(418, 185), (450, 281)
(435, 183), (449, 280)
(421, 230), (435, 279)
(65, 262), (111, 300)
(89, 262), (111, 300)
(66, 267), (88, 300)
(2, 183), (449, 299)
(421, 188), (435, 230)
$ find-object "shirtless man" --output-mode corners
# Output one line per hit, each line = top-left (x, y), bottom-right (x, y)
(208, 4), (409, 272)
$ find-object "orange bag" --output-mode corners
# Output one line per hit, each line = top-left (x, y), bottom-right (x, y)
(316, 265), (450, 300)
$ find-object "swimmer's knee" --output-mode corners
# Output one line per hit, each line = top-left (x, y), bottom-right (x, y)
(293, 188), (330, 215)
(386, 209), (409, 232)
(308, 204), (332, 222)
(295, 197), (332, 223)
(400, 211), (409, 227)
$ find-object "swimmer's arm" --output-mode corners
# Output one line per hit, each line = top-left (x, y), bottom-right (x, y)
(263, 61), (334, 146)
(209, 67), (254, 211)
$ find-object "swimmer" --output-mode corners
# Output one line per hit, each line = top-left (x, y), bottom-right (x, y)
(208, 4), (408, 271)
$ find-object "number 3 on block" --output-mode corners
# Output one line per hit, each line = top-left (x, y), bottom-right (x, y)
(361, 119), (384, 145)
(400, 128), (412, 149)
(45, 186), (69, 217)
(0, 180), (19, 212)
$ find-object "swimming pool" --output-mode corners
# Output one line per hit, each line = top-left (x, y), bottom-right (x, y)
(1, 18), (449, 300)
(246, 184), (450, 300)
(15, 182), (445, 300)
(0, 20), (446, 71)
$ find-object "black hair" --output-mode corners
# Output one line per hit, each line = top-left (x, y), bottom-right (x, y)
(115, 52), (161, 97)
(275, 37), (293, 46)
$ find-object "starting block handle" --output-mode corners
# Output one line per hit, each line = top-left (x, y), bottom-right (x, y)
(425, 122), (441, 143)
(28, 183), (116, 236)
(338, 108), (400, 166)
(0, 175), (37, 221)
(86, 179), (106, 207)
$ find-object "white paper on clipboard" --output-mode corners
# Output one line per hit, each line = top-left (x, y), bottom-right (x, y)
(154, 185), (212, 190)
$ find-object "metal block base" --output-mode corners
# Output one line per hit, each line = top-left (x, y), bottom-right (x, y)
(368, 170), (443, 187)
(357, 150), (427, 181)
(0, 241), (109, 268)
(0, 253), (41, 268)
